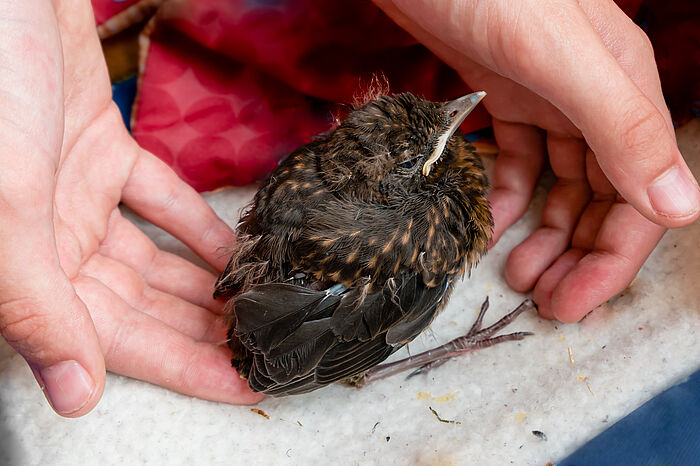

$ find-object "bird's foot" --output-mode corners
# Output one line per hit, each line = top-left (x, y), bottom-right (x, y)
(360, 297), (535, 385)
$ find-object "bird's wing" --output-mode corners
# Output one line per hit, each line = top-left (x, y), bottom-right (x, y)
(316, 273), (450, 385)
(232, 271), (452, 395)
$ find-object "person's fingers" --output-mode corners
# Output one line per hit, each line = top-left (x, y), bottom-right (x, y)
(532, 249), (588, 320)
(488, 119), (546, 246)
(0, 0), (64, 157)
(505, 134), (591, 290)
(0, 216), (106, 417)
(576, 0), (670, 126)
(99, 210), (224, 314)
(548, 203), (665, 322)
(571, 149), (617, 249)
(53, 0), (113, 145)
(0, 0), (110, 418)
(121, 147), (235, 272)
(378, 0), (700, 226)
(74, 274), (263, 404)
(494, 1), (700, 226)
(0, 281), (106, 417)
(373, 0), (578, 136)
(81, 253), (227, 343)
(571, 198), (614, 251)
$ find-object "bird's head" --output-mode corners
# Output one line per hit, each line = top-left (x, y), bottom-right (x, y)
(318, 91), (486, 200)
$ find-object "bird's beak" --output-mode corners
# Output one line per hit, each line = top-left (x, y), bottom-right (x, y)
(422, 91), (486, 176)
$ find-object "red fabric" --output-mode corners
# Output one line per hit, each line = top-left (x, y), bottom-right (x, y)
(644, 0), (700, 126)
(131, 0), (489, 191)
(91, 0), (143, 26)
(91, 0), (698, 191)
(133, 27), (333, 190)
(615, 0), (643, 18)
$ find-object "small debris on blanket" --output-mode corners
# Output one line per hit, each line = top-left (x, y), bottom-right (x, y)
(568, 346), (575, 366)
(429, 406), (462, 424)
(250, 408), (269, 419)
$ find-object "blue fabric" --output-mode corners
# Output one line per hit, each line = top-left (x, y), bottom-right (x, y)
(560, 369), (700, 466)
(111, 75), (137, 132)
(464, 126), (494, 142)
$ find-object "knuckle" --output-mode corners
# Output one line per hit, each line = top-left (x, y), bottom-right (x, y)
(199, 220), (225, 248)
(177, 349), (201, 394)
(617, 95), (668, 156)
(151, 185), (180, 216)
(161, 185), (181, 213)
(0, 296), (50, 356)
(137, 178), (181, 218)
(103, 316), (133, 363)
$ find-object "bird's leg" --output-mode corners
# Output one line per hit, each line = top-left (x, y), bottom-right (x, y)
(406, 296), (534, 378)
(406, 296), (492, 379)
(404, 297), (493, 377)
(355, 298), (535, 386)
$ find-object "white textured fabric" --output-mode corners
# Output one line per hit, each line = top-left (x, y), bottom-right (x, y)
(1, 121), (698, 466)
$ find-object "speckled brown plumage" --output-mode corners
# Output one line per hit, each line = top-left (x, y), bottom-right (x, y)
(214, 92), (493, 395)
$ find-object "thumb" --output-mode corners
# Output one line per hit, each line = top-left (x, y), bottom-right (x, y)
(0, 0), (106, 417)
(375, 0), (700, 227)
(506, 4), (700, 227)
(0, 223), (105, 417)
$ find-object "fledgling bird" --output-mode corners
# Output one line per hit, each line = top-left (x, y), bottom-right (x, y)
(214, 91), (533, 396)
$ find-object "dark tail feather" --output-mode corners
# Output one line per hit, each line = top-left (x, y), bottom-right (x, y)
(234, 283), (341, 354)
(259, 318), (338, 385)
(385, 277), (451, 345)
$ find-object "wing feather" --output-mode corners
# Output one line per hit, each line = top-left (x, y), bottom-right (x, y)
(234, 271), (453, 395)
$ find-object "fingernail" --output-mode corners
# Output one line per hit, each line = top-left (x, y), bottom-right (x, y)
(648, 166), (700, 218)
(40, 360), (94, 414)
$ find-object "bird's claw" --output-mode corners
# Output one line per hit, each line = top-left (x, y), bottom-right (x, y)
(362, 298), (536, 385)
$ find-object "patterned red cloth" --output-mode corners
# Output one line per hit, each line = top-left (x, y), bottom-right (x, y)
(92, 0), (143, 25)
(97, 0), (491, 191)
(92, 0), (699, 193)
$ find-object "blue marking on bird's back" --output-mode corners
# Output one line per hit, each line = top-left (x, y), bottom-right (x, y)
(327, 284), (347, 295)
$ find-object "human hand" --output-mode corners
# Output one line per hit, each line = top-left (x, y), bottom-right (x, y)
(0, 0), (262, 417)
(374, 0), (700, 322)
